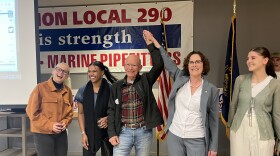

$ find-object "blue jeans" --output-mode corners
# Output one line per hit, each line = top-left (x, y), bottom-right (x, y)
(113, 126), (152, 156)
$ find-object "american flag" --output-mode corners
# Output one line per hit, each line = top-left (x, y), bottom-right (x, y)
(156, 10), (172, 141)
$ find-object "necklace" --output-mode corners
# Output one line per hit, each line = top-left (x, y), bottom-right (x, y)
(190, 83), (201, 88)
(190, 80), (202, 88)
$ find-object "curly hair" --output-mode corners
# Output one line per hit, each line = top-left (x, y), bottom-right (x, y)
(183, 51), (210, 76)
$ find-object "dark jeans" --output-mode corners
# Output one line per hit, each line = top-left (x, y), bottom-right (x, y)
(33, 130), (68, 156)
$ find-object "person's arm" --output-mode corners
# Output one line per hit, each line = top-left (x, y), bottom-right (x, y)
(208, 87), (219, 155)
(143, 30), (180, 81)
(26, 86), (55, 133)
(142, 30), (164, 84)
(272, 81), (280, 151)
(107, 84), (120, 146)
(227, 75), (243, 127)
(77, 102), (89, 150)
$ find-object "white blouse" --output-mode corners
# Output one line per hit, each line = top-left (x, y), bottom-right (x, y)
(169, 79), (205, 138)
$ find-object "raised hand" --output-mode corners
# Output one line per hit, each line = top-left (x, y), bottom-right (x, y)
(142, 30), (161, 48)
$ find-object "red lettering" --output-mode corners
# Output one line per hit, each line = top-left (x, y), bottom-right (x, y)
(60, 55), (66, 63)
(81, 54), (90, 67)
(122, 53), (128, 66)
(68, 55), (75, 67)
(172, 51), (181, 65)
(48, 55), (58, 68)
(141, 53), (147, 66)
(161, 7), (172, 22)
(97, 10), (107, 24)
(121, 9), (131, 23)
(42, 12), (54, 26)
(113, 54), (121, 66)
(108, 10), (121, 23)
(55, 12), (67, 25)
(108, 54), (113, 66)
(84, 11), (96, 24)
(100, 54), (108, 63)
(73, 11), (83, 25)
(90, 54), (97, 63)
(77, 55), (80, 67)
(167, 52), (172, 57)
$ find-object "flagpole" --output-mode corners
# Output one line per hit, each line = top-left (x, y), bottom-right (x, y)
(233, 0), (236, 15)
(156, 7), (169, 156)
(230, 0), (236, 102)
(222, 0), (239, 139)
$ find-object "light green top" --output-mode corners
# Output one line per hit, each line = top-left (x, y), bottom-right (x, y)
(228, 74), (280, 150)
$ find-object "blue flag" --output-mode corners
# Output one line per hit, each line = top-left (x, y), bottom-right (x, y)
(221, 15), (239, 125)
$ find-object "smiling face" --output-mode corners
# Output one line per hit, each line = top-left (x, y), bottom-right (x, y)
(247, 51), (268, 72)
(124, 55), (142, 81)
(188, 54), (203, 77)
(88, 65), (104, 84)
(52, 63), (69, 84)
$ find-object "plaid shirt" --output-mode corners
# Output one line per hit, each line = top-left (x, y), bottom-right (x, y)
(121, 79), (145, 125)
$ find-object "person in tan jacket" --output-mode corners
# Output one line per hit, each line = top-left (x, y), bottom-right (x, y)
(26, 63), (74, 156)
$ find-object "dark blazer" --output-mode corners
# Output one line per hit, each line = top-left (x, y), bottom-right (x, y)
(107, 43), (164, 138)
(159, 47), (219, 153)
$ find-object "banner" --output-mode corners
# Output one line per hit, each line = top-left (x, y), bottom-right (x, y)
(39, 1), (193, 73)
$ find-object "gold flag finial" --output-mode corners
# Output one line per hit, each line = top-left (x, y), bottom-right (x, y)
(233, 0), (236, 15)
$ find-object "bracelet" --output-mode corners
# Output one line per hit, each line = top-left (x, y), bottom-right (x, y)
(81, 131), (85, 135)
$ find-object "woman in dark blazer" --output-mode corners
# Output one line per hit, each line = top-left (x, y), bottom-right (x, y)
(143, 30), (219, 156)
(75, 61), (117, 156)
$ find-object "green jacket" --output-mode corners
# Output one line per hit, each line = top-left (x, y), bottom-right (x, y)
(228, 74), (280, 149)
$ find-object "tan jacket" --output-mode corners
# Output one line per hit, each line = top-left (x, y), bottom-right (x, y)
(26, 78), (73, 134)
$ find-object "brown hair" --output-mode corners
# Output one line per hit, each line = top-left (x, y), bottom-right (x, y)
(183, 51), (210, 76)
(250, 47), (276, 78)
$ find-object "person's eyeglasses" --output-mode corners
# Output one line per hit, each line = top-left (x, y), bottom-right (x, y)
(188, 60), (203, 65)
(55, 67), (69, 75)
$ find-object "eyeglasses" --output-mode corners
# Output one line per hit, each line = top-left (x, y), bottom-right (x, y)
(55, 67), (69, 75)
(188, 60), (203, 65)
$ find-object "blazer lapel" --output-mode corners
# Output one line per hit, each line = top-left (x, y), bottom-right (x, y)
(169, 76), (189, 101)
(200, 80), (209, 124)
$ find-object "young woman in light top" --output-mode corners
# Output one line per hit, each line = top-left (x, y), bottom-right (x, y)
(228, 47), (280, 156)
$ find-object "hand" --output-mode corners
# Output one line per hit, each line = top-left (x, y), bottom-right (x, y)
(81, 134), (89, 150)
(208, 150), (217, 156)
(143, 30), (161, 48)
(52, 122), (64, 133)
(97, 116), (108, 129)
(60, 122), (66, 131)
(143, 30), (153, 45)
(109, 136), (119, 146)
